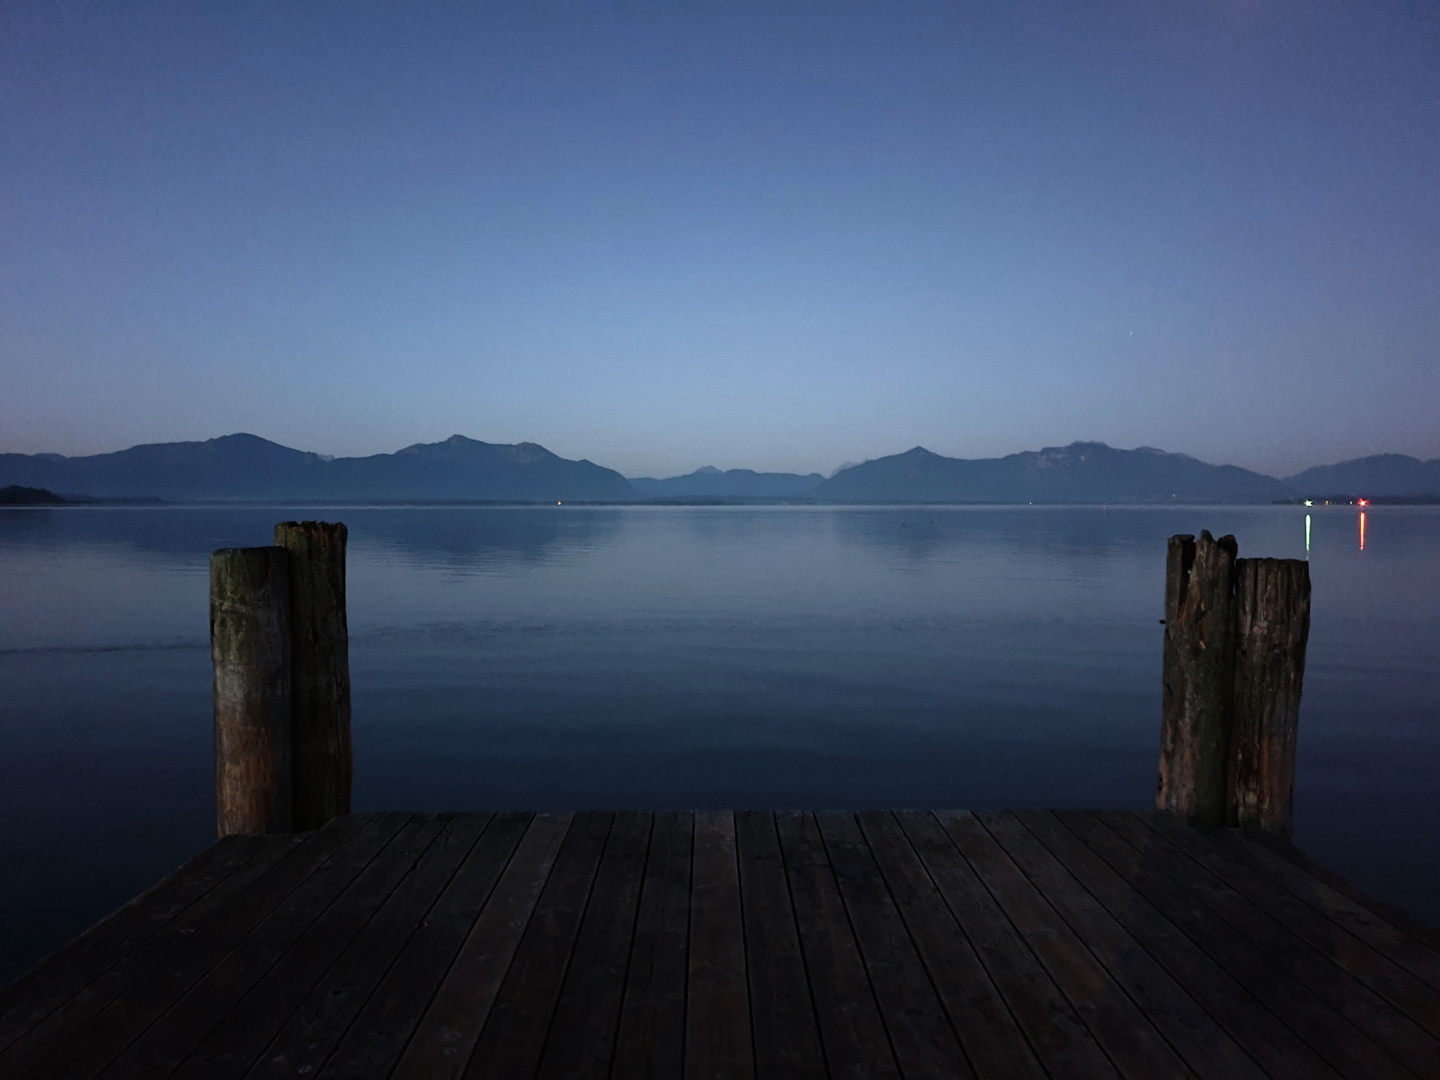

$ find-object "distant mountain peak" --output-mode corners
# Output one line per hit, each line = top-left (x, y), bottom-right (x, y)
(816, 442), (1287, 504)
(1286, 452), (1440, 496)
(1032, 441), (1114, 461)
(626, 463), (825, 498)
(496, 441), (554, 465)
(396, 435), (557, 466)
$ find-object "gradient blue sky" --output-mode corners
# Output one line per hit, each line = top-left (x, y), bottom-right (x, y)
(2, 2), (1437, 478)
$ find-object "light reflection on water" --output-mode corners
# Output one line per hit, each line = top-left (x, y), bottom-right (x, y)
(0, 503), (1437, 979)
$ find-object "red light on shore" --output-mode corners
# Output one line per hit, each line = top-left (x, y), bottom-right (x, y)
(1358, 498), (1368, 507)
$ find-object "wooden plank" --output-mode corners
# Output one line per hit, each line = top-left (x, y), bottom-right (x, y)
(1141, 814), (1440, 1051)
(174, 814), (488, 1079)
(462, 812), (613, 1078)
(1063, 810), (1410, 1080)
(1101, 811), (1440, 1079)
(23, 813), (407, 1079)
(777, 810), (898, 1080)
(685, 810), (753, 1080)
(935, 810), (1195, 1079)
(236, 813), (481, 1078)
(980, 811), (1263, 1080)
(1019, 811), (1342, 1080)
(110, 813), (452, 1079)
(0, 834), (273, 1052)
(611, 811), (693, 1080)
(391, 813), (568, 1080)
(314, 812), (533, 1079)
(535, 811), (652, 1080)
(1253, 834), (1440, 956)
(818, 812), (971, 1079)
(734, 810), (825, 1080)
(8, 804), (1437, 1080)
(0, 819), (363, 1078)
(1210, 829), (1440, 994)
(857, 811), (1045, 1080)
(893, 811), (1116, 1079)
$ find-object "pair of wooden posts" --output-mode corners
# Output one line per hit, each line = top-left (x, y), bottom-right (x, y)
(210, 522), (352, 837)
(1157, 531), (1311, 837)
(209, 525), (1306, 838)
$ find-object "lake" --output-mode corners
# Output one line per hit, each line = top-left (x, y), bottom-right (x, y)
(1, 503), (1437, 981)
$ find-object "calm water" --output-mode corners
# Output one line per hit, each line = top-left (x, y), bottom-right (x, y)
(1, 503), (1437, 980)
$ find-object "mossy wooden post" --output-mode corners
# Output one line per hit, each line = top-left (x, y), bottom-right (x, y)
(211, 547), (293, 837)
(1157, 530), (1238, 826)
(275, 520), (352, 830)
(1227, 558), (1310, 838)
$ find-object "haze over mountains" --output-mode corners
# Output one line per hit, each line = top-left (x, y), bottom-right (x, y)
(0, 434), (1435, 504)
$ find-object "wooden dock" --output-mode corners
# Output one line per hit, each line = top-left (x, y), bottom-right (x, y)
(3, 811), (1439, 1078)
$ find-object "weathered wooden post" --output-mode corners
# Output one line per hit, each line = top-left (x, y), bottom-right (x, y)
(1157, 533), (1311, 835)
(1157, 531), (1238, 826)
(275, 520), (352, 830)
(211, 547), (293, 837)
(1227, 557), (1310, 838)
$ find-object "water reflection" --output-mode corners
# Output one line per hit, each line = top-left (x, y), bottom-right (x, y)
(355, 507), (623, 571)
(0, 504), (624, 568)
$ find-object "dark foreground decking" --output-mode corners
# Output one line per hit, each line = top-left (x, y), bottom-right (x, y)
(3, 812), (1439, 1079)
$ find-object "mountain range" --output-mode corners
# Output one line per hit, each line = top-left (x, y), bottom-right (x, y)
(0, 434), (631, 502)
(0, 434), (1435, 504)
(1285, 454), (1440, 498)
(629, 466), (825, 499)
(816, 443), (1291, 503)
